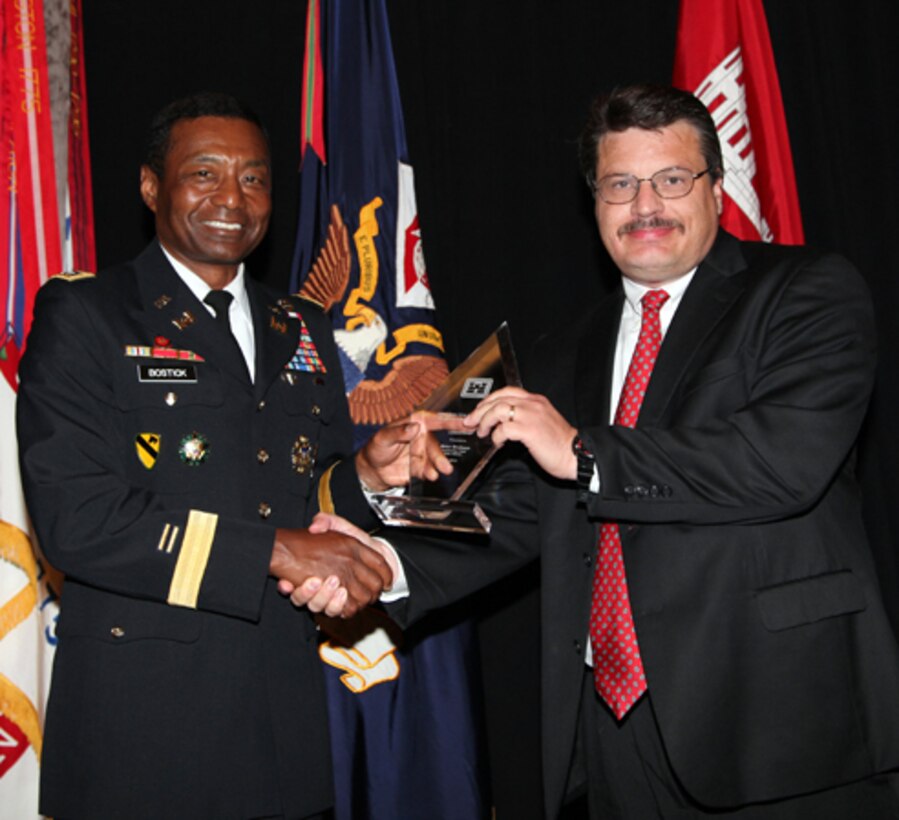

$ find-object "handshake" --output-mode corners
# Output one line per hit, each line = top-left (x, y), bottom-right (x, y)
(269, 385), (577, 620)
(267, 415), (445, 619)
(269, 512), (398, 619)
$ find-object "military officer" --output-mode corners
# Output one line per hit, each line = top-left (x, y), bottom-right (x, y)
(17, 92), (407, 820)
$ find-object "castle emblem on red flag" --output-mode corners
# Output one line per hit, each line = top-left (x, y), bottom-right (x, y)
(695, 47), (771, 242)
(673, 0), (804, 245)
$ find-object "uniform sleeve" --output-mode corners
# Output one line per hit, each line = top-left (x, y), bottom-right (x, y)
(386, 449), (542, 625)
(17, 280), (273, 622)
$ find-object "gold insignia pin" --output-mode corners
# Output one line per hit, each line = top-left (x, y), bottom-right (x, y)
(269, 316), (288, 334)
(154, 294), (172, 309)
(291, 435), (317, 475)
(172, 311), (196, 331)
(135, 433), (161, 470)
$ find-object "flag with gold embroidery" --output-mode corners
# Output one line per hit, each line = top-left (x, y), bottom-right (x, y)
(290, 2), (489, 818)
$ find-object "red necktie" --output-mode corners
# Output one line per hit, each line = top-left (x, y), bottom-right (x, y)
(590, 288), (669, 719)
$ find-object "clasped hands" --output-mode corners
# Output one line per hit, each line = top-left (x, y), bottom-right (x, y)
(270, 514), (396, 619)
(272, 415), (454, 618)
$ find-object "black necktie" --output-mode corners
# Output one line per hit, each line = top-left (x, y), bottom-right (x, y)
(203, 289), (235, 333)
(203, 289), (249, 380)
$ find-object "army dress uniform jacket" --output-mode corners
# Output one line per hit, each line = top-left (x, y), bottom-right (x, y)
(17, 242), (374, 820)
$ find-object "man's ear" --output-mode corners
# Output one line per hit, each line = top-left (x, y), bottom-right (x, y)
(139, 165), (159, 213)
(712, 175), (724, 216)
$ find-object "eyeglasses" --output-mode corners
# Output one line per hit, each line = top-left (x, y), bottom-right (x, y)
(591, 167), (714, 204)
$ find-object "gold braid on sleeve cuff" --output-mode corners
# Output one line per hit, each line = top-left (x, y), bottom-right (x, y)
(167, 510), (218, 608)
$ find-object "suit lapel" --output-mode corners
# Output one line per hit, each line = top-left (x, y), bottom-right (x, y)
(638, 231), (748, 425)
(575, 292), (624, 428)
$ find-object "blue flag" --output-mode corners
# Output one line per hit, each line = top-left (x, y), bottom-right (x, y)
(291, 2), (490, 817)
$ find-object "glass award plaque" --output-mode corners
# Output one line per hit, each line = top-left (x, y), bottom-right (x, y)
(371, 322), (521, 533)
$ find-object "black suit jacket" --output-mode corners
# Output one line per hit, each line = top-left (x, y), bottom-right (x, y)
(391, 230), (899, 817)
(17, 242), (373, 820)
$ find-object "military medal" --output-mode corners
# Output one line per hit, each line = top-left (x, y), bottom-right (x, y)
(179, 432), (209, 465)
(290, 435), (316, 475)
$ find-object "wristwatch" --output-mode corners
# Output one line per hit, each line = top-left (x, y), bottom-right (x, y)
(571, 433), (595, 503)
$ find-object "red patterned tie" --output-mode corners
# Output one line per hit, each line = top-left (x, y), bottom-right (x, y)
(590, 288), (669, 719)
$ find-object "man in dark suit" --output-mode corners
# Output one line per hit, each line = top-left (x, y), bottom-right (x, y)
(16, 92), (410, 820)
(306, 83), (899, 818)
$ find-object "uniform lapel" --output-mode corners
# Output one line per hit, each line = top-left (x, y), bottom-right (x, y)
(249, 281), (303, 399)
(133, 242), (253, 387)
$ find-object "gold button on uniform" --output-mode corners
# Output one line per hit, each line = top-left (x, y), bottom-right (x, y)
(257, 449), (270, 464)
(311, 405), (321, 416)
(258, 502), (272, 519)
(110, 626), (125, 638)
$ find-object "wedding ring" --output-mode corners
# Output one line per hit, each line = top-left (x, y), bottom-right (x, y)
(508, 404), (516, 422)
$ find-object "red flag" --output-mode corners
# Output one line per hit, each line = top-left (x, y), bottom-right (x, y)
(2, 1), (92, 815)
(67, 0), (97, 272)
(1, 0), (63, 370)
(673, 0), (804, 245)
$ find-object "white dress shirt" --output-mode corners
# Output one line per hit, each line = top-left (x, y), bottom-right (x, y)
(160, 245), (257, 382)
(584, 267), (696, 666)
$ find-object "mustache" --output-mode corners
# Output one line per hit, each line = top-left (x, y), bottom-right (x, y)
(618, 217), (682, 236)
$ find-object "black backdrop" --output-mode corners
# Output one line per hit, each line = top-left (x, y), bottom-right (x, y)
(82, 2), (899, 816)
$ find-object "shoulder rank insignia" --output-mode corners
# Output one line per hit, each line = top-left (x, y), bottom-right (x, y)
(135, 433), (161, 470)
(52, 270), (95, 282)
(284, 310), (327, 374)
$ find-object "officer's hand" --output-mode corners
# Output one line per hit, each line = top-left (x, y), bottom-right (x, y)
(270, 520), (392, 619)
(355, 415), (452, 491)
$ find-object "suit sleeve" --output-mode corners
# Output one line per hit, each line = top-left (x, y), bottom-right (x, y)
(582, 253), (876, 525)
(386, 448), (542, 624)
(17, 279), (273, 621)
